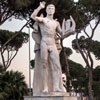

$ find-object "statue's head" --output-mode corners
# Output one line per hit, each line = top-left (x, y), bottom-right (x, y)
(46, 4), (55, 15)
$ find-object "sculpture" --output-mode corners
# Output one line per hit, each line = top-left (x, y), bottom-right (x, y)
(31, 1), (76, 95)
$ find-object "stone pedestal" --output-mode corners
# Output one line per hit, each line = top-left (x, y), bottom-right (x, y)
(24, 93), (80, 100)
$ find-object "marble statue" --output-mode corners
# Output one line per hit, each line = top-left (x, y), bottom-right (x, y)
(31, 1), (76, 95)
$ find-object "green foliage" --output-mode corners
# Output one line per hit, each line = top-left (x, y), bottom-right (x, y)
(0, 0), (35, 25)
(93, 66), (100, 81)
(0, 30), (29, 50)
(72, 36), (89, 52)
(67, 59), (88, 95)
(0, 70), (28, 100)
(75, 0), (100, 31)
(0, 29), (29, 71)
(93, 66), (100, 97)
(30, 59), (35, 69)
(68, 59), (86, 79)
(79, 0), (100, 17)
(71, 1), (100, 97)
(92, 66), (100, 98)
(0, 92), (9, 100)
(0, 64), (4, 73)
(91, 41), (100, 60)
(72, 36), (100, 60)
(60, 47), (72, 58)
(64, 47), (73, 57)
(93, 81), (100, 97)
(10, 0), (35, 8)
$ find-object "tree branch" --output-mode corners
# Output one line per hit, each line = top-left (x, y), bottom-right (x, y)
(88, 51), (93, 68)
(83, 27), (90, 38)
(0, 20), (29, 50)
(91, 18), (100, 39)
(76, 32), (90, 67)
(0, 11), (14, 25)
(6, 50), (18, 69)
(6, 47), (10, 66)
(89, 23), (93, 30)
(0, 50), (6, 69)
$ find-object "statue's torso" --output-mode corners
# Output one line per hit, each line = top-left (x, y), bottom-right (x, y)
(39, 18), (58, 45)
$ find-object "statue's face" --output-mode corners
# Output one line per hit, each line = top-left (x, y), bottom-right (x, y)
(46, 4), (55, 15)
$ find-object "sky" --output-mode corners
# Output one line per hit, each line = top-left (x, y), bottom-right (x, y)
(0, 18), (100, 88)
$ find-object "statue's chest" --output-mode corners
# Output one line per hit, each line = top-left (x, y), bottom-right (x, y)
(42, 19), (57, 30)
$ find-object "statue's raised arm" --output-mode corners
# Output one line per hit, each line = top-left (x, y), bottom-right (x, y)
(31, 1), (46, 22)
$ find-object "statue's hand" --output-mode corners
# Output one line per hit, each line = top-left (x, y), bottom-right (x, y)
(40, 1), (46, 9)
(62, 16), (76, 34)
(61, 16), (76, 39)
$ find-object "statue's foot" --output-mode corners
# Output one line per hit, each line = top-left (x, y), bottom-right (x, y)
(42, 88), (48, 93)
(53, 88), (63, 92)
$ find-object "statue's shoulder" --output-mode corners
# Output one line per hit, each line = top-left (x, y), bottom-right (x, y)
(54, 19), (58, 22)
(54, 19), (60, 26)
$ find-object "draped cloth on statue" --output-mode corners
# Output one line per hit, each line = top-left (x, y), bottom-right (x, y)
(32, 22), (64, 95)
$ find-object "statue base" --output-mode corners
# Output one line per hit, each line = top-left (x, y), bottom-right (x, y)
(24, 92), (80, 100)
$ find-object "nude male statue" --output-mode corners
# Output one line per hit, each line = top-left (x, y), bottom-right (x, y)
(31, 1), (75, 93)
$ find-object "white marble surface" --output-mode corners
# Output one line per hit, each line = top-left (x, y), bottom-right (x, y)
(24, 95), (79, 100)
(33, 92), (69, 96)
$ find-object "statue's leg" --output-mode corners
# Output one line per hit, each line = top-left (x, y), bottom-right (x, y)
(50, 46), (63, 92)
(40, 42), (48, 93)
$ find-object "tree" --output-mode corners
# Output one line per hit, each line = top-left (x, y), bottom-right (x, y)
(0, 70), (28, 100)
(0, 0), (35, 25)
(70, 0), (100, 99)
(0, 29), (29, 71)
(72, 36), (100, 99)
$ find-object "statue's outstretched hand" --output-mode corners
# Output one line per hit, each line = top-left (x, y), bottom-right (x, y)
(40, 1), (46, 9)
(60, 16), (76, 39)
(62, 16), (76, 34)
